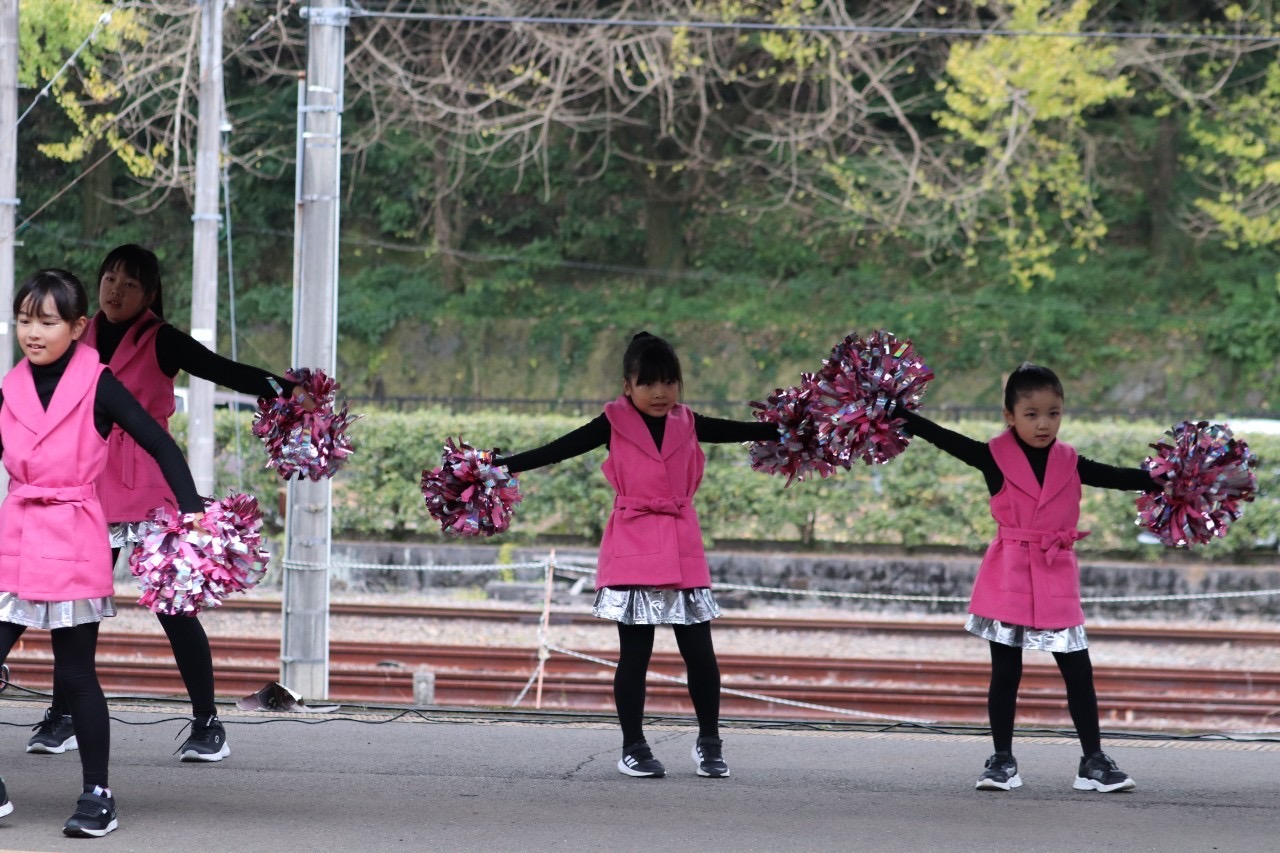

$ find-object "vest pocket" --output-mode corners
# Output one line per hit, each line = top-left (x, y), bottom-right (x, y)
(609, 513), (664, 557)
(117, 432), (135, 488)
(38, 504), (83, 561)
(996, 544), (1033, 594)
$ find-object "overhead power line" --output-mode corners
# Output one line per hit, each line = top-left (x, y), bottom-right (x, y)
(344, 4), (1280, 44)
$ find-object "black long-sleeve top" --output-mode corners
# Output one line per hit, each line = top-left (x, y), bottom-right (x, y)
(898, 409), (1157, 495)
(498, 407), (780, 474)
(0, 344), (204, 513)
(93, 312), (293, 399)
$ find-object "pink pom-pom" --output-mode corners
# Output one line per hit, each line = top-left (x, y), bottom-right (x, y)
(1137, 421), (1259, 547)
(748, 376), (844, 486)
(129, 493), (271, 615)
(810, 330), (933, 465)
(421, 438), (523, 537)
(252, 367), (360, 481)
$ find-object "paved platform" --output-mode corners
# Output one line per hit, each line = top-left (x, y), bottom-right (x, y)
(0, 697), (1273, 852)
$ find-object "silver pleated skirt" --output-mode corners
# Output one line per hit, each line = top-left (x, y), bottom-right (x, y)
(966, 614), (1089, 653)
(592, 587), (721, 626)
(0, 592), (116, 629)
(108, 520), (152, 549)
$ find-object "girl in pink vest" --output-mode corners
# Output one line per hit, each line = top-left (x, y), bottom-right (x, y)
(496, 332), (778, 779)
(0, 270), (203, 837)
(900, 364), (1160, 794)
(30, 245), (304, 764)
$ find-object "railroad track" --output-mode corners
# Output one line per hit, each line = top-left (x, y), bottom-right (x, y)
(4, 631), (1278, 729)
(219, 599), (1280, 645)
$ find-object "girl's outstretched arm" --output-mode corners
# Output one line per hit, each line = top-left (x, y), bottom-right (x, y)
(155, 325), (295, 399)
(898, 409), (1003, 493)
(498, 415), (609, 474)
(1079, 457), (1161, 492)
(693, 413), (783, 444)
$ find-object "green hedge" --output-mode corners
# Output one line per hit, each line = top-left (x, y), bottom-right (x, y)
(184, 410), (1279, 559)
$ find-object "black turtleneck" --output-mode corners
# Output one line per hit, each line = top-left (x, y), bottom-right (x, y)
(498, 405), (779, 474)
(93, 312), (293, 399)
(0, 344), (203, 513)
(898, 409), (1158, 496)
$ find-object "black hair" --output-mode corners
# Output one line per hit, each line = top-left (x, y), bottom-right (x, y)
(1003, 362), (1064, 412)
(622, 331), (683, 387)
(14, 269), (89, 323)
(97, 243), (164, 319)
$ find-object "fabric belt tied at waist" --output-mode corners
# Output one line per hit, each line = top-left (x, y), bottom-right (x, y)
(613, 496), (689, 518)
(10, 483), (97, 504)
(998, 526), (1090, 565)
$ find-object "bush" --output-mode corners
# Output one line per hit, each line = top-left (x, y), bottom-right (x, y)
(187, 410), (1278, 559)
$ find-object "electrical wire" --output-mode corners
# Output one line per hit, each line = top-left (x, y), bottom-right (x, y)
(344, 3), (1280, 45)
(221, 119), (246, 491)
(16, 7), (120, 128)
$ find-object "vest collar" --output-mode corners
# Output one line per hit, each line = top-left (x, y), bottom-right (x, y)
(604, 396), (695, 462)
(990, 429), (1076, 507)
(5, 344), (99, 437)
(85, 309), (163, 371)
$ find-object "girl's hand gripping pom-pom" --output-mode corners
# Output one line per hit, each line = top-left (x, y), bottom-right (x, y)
(129, 492), (271, 616)
(811, 329), (934, 465)
(252, 368), (360, 481)
(421, 438), (523, 536)
(748, 377), (843, 486)
(1137, 421), (1259, 547)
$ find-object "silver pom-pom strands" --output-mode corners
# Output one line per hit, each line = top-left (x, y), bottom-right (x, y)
(1137, 420), (1259, 547)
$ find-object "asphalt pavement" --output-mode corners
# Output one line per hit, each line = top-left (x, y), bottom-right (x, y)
(0, 697), (1272, 852)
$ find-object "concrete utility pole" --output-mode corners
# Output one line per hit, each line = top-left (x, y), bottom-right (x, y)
(188, 0), (225, 497)
(0, 0), (17, 378)
(280, 0), (346, 699)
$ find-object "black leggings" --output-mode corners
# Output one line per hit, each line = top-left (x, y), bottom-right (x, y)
(0, 621), (110, 788)
(987, 641), (1101, 756)
(52, 547), (217, 720)
(615, 621), (721, 746)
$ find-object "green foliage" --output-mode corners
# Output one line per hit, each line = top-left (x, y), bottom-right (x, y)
(191, 410), (1279, 562)
(931, 0), (1133, 288)
(1185, 56), (1280, 248)
(24, 0), (158, 176)
(338, 262), (442, 344)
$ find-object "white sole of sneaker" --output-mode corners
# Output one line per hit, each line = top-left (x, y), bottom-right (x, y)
(27, 735), (78, 755)
(976, 773), (1023, 791)
(64, 817), (117, 838)
(691, 742), (730, 778)
(0, 800), (12, 818)
(616, 758), (664, 778)
(180, 741), (230, 762)
(1073, 776), (1135, 793)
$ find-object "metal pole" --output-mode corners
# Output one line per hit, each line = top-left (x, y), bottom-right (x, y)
(0, 0), (18, 378)
(534, 551), (556, 709)
(188, 0), (225, 496)
(281, 0), (346, 699)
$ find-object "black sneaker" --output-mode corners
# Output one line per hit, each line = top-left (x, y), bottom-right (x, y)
(178, 715), (231, 762)
(692, 736), (730, 778)
(1073, 751), (1136, 792)
(0, 776), (12, 819)
(617, 740), (665, 778)
(63, 789), (117, 838)
(975, 751), (1022, 791)
(27, 709), (78, 754)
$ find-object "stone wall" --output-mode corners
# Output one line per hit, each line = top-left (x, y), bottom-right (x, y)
(327, 542), (1280, 621)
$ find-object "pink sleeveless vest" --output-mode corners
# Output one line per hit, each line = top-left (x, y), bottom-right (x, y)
(968, 430), (1089, 629)
(0, 344), (114, 600)
(596, 397), (710, 590)
(81, 311), (178, 521)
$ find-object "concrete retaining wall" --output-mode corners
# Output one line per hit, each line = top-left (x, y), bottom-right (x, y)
(327, 541), (1280, 620)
